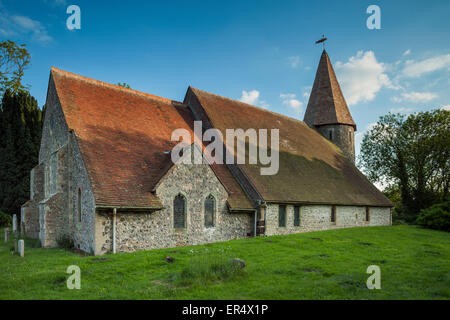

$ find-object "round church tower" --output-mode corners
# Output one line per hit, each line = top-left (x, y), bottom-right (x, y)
(303, 50), (356, 163)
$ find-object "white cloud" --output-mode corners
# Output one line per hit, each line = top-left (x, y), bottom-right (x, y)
(441, 105), (450, 111)
(240, 90), (269, 108)
(287, 56), (301, 68)
(391, 91), (437, 103)
(280, 93), (303, 115)
(240, 90), (259, 104)
(0, 11), (52, 44)
(280, 93), (296, 99)
(403, 49), (411, 56)
(389, 107), (415, 114)
(402, 54), (450, 78)
(335, 51), (397, 106)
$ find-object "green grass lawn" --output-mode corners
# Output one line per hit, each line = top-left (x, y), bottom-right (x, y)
(1, 225), (449, 300)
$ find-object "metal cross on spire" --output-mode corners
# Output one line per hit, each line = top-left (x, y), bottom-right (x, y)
(315, 34), (327, 49)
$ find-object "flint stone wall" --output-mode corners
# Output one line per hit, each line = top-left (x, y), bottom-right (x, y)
(95, 162), (254, 254)
(70, 132), (96, 254)
(316, 124), (355, 163)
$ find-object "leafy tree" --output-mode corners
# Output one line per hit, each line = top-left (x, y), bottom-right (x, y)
(359, 109), (450, 220)
(0, 40), (31, 95)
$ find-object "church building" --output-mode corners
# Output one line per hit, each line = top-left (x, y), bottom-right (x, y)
(21, 50), (392, 255)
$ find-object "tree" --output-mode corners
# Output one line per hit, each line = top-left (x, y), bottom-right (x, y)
(0, 40), (31, 95)
(0, 90), (42, 216)
(359, 109), (450, 220)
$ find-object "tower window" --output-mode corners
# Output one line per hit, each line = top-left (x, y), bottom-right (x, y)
(279, 205), (286, 227)
(173, 194), (186, 228)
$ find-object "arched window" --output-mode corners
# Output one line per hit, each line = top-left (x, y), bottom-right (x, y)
(77, 188), (82, 222)
(204, 195), (215, 228)
(173, 194), (186, 228)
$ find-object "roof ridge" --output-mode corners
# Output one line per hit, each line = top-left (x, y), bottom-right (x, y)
(51, 67), (185, 106)
(190, 86), (311, 129)
(324, 53), (340, 122)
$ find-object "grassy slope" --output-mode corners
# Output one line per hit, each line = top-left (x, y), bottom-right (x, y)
(0, 225), (449, 300)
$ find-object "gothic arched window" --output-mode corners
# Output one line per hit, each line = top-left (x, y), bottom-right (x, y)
(173, 194), (186, 228)
(204, 195), (215, 228)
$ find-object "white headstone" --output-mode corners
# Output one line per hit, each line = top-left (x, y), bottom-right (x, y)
(18, 239), (24, 257)
(4, 228), (9, 242)
(12, 214), (17, 233)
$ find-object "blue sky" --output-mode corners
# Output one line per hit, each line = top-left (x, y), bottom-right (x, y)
(1, 0), (449, 157)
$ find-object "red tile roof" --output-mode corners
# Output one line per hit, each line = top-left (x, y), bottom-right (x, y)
(50, 67), (253, 210)
(190, 87), (392, 207)
(304, 50), (356, 130)
(50, 66), (390, 210)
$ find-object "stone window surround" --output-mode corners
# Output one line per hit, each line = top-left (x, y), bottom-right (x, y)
(328, 128), (334, 141)
(44, 152), (58, 198)
(365, 206), (370, 223)
(77, 186), (82, 224)
(331, 205), (337, 224)
(173, 192), (188, 230)
(203, 193), (217, 229)
(278, 205), (287, 228)
(293, 205), (301, 227)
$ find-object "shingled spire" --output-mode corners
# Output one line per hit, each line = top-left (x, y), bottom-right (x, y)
(304, 50), (356, 163)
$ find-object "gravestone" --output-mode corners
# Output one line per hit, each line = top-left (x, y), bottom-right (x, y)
(20, 210), (25, 234)
(18, 240), (24, 257)
(12, 214), (17, 233)
(4, 228), (9, 242)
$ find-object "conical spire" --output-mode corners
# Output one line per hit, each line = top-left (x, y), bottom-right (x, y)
(304, 50), (356, 130)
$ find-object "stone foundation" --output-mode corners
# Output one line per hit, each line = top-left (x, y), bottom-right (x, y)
(264, 204), (391, 236)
